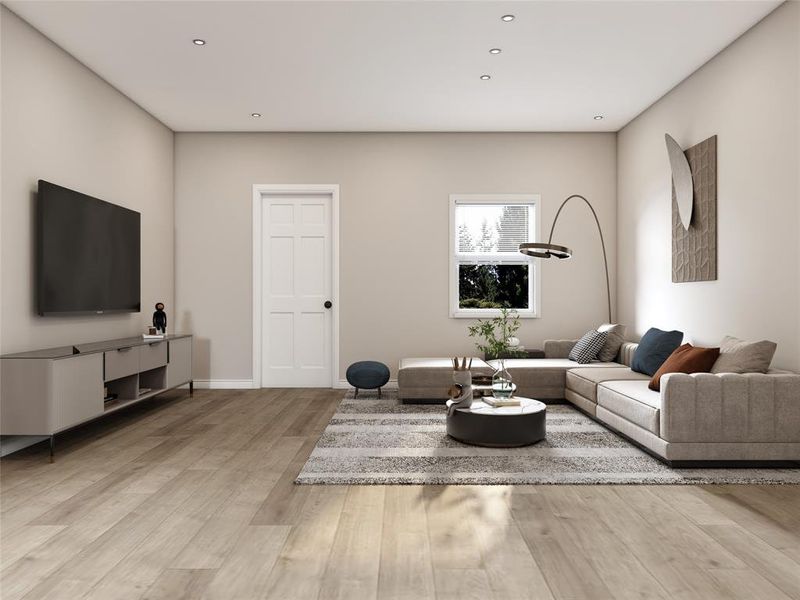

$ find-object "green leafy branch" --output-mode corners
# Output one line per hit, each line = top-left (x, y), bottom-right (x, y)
(467, 308), (522, 360)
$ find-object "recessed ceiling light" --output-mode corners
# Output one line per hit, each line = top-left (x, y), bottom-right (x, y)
(192, 39), (206, 46)
(489, 48), (502, 55)
(501, 14), (515, 22)
(251, 113), (262, 118)
(593, 115), (604, 120)
(480, 75), (491, 80)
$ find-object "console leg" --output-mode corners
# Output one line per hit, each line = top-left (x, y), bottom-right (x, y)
(49, 435), (54, 463)
(189, 380), (194, 396)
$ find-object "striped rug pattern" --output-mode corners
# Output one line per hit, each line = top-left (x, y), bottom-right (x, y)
(295, 390), (800, 485)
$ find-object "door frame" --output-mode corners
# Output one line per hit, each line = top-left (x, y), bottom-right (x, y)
(252, 184), (340, 389)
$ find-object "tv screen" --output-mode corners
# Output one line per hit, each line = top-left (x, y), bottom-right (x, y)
(37, 180), (140, 315)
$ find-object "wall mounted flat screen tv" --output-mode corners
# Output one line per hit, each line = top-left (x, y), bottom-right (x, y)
(37, 180), (141, 315)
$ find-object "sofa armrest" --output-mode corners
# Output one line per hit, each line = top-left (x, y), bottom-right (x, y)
(544, 340), (578, 359)
(618, 342), (638, 367)
(660, 372), (800, 443)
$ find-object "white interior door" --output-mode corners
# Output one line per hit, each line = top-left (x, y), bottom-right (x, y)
(261, 193), (333, 387)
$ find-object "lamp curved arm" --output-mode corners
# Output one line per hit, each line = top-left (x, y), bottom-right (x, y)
(548, 195), (612, 323)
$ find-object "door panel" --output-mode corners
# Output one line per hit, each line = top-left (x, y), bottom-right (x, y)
(299, 237), (325, 294)
(270, 237), (294, 294)
(268, 313), (294, 368)
(301, 203), (325, 225)
(298, 312), (325, 367)
(262, 193), (332, 387)
(270, 203), (294, 224)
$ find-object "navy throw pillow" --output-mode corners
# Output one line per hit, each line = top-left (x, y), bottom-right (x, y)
(631, 328), (684, 376)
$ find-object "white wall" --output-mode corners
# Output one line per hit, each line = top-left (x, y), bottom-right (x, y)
(617, 1), (799, 370)
(0, 7), (175, 354)
(174, 132), (617, 383)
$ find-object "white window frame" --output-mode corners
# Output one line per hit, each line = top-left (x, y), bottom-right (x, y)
(449, 194), (541, 319)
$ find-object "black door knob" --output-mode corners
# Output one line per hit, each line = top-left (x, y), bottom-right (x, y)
(324, 300), (332, 309)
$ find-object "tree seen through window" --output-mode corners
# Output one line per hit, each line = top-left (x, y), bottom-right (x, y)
(457, 205), (529, 309)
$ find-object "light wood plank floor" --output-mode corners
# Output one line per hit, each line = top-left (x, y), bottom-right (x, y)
(1, 389), (799, 600)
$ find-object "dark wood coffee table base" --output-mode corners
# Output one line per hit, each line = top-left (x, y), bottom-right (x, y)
(446, 398), (546, 447)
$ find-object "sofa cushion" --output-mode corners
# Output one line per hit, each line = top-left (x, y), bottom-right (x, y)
(566, 367), (650, 403)
(568, 330), (608, 364)
(649, 344), (719, 391)
(711, 336), (777, 374)
(490, 358), (623, 370)
(631, 328), (683, 376)
(544, 340), (577, 358)
(489, 358), (622, 400)
(398, 357), (493, 388)
(597, 380), (662, 434)
(596, 323), (627, 363)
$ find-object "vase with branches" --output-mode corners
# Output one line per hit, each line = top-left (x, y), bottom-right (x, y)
(467, 308), (520, 398)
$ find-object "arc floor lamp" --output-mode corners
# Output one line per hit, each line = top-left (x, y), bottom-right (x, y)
(518, 194), (612, 323)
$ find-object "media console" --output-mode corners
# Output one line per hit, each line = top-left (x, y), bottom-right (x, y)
(1, 334), (193, 459)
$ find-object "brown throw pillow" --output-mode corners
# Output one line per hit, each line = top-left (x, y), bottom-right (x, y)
(649, 344), (720, 391)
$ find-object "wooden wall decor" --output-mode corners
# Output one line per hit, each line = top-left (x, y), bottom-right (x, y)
(671, 135), (717, 283)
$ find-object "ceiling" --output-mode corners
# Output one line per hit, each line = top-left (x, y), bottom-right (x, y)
(6, 0), (780, 132)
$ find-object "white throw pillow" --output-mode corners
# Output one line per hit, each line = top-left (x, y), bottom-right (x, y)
(711, 336), (777, 374)
(596, 323), (627, 363)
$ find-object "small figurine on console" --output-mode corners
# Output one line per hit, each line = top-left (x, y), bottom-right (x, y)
(153, 302), (167, 335)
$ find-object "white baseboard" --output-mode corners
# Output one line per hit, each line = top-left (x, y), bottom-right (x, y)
(192, 379), (256, 389)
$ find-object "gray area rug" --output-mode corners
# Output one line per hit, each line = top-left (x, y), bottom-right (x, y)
(295, 390), (800, 485)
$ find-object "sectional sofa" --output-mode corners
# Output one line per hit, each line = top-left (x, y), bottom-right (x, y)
(398, 340), (800, 465)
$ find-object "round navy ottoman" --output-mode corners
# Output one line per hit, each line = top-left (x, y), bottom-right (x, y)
(346, 361), (390, 398)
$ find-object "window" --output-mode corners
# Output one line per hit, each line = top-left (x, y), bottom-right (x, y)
(449, 194), (540, 318)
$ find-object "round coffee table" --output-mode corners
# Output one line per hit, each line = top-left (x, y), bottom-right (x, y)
(446, 397), (546, 447)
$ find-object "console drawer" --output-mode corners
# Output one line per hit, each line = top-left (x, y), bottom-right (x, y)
(140, 341), (168, 372)
(104, 346), (139, 381)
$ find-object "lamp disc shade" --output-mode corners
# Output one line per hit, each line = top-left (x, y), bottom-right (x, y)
(518, 243), (572, 259)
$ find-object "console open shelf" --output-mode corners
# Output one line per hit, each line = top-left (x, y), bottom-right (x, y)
(105, 373), (139, 405)
(139, 365), (167, 391)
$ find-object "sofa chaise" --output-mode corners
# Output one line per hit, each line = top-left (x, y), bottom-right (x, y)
(397, 357), (494, 403)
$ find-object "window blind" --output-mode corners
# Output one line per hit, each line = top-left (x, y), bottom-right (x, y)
(455, 203), (532, 254)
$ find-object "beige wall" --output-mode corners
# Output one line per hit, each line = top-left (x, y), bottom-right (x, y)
(175, 132), (617, 382)
(617, 2), (799, 370)
(3, 0), (793, 385)
(0, 8), (174, 354)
